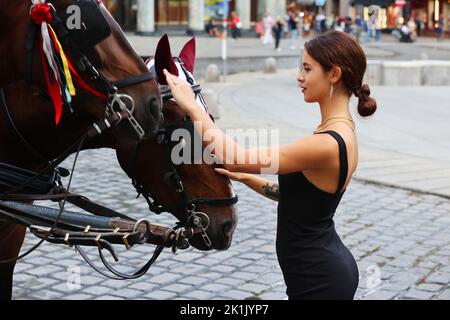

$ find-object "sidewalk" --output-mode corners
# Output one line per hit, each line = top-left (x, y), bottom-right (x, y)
(201, 69), (450, 198)
(126, 32), (450, 63)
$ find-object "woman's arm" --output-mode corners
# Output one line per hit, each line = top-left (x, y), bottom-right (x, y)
(215, 168), (279, 202)
(163, 69), (336, 175)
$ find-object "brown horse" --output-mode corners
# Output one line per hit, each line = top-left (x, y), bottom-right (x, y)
(0, 0), (163, 300)
(0, 36), (237, 299)
(115, 35), (237, 251)
(0, 0), (162, 139)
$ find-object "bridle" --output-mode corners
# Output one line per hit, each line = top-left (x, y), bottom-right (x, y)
(131, 58), (238, 248)
(0, 0), (161, 267)
(26, 0), (158, 139)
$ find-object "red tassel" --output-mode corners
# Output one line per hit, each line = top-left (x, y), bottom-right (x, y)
(31, 3), (53, 25)
(40, 34), (62, 125)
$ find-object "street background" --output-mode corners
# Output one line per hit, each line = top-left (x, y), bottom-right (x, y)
(11, 33), (450, 300)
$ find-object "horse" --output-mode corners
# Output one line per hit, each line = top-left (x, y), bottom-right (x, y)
(0, 35), (238, 299)
(0, 0), (163, 300)
(115, 34), (238, 251)
(0, 0), (162, 139)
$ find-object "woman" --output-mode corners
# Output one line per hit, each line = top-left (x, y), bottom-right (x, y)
(163, 30), (377, 300)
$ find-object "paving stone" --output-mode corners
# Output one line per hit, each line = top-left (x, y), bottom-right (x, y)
(201, 283), (231, 292)
(215, 277), (245, 286)
(83, 286), (114, 296)
(425, 270), (450, 285)
(362, 290), (399, 300)
(128, 282), (159, 292)
(401, 289), (437, 300)
(144, 290), (178, 300)
(178, 276), (209, 286)
(435, 289), (450, 300)
(219, 289), (253, 300)
(147, 273), (182, 285)
(238, 283), (267, 293)
(163, 283), (192, 293)
(28, 289), (65, 300)
(94, 295), (125, 300)
(64, 293), (95, 300)
(415, 283), (443, 292)
(182, 290), (214, 300)
(109, 288), (143, 299)
(25, 265), (63, 277)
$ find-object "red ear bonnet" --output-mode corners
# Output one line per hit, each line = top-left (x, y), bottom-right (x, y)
(154, 34), (178, 85)
(178, 37), (196, 74)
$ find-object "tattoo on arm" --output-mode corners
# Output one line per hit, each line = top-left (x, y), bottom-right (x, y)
(263, 182), (279, 199)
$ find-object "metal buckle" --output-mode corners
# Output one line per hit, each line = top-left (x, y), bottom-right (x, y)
(122, 233), (131, 250)
(133, 219), (152, 233)
(186, 211), (211, 247)
(64, 233), (71, 246)
(107, 93), (145, 140)
(95, 234), (101, 245)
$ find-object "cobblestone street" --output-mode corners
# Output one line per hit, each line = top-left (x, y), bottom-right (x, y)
(7, 22), (450, 302)
(12, 148), (450, 300)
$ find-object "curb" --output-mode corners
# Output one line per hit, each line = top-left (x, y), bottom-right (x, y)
(354, 177), (450, 200)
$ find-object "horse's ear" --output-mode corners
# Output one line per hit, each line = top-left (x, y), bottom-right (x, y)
(154, 34), (178, 85)
(179, 37), (196, 74)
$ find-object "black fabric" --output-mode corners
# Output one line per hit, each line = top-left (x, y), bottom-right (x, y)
(56, 0), (111, 53)
(276, 130), (358, 300)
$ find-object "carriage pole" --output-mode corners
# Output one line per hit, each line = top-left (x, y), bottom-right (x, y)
(222, 0), (229, 82)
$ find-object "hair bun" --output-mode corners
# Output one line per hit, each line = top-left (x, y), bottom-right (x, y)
(356, 84), (377, 117)
(354, 84), (370, 99)
(360, 84), (370, 97)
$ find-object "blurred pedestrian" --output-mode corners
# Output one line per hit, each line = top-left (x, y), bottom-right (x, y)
(287, 9), (299, 49)
(273, 16), (284, 51)
(354, 15), (363, 42)
(407, 17), (417, 41)
(205, 18), (222, 38)
(435, 14), (444, 41)
(230, 11), (241, 40)
(262, 10), (274, 45)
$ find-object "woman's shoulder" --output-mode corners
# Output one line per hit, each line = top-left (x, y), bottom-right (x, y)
(315, 126), (355, 146)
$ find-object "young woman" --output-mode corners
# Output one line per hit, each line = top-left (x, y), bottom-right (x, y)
(163, 30), (377, 300)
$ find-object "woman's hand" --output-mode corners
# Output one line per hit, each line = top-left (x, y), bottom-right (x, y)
(163, 69), (198, 114)
(215, 168), (247, 182)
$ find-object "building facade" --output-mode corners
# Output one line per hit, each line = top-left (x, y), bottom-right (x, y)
(350, 0), (449, 34)
(103, 0), (289, 34)
(103, 0), (449, 35)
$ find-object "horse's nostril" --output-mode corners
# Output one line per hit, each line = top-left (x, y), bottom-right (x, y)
(222, 221), (233, 235)
(149, 97), (162, 122)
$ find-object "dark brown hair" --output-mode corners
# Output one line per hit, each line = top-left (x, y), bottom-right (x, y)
(304, 30), (377, 117)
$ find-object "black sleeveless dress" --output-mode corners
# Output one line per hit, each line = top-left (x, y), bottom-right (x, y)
(276, 130), (359, 300)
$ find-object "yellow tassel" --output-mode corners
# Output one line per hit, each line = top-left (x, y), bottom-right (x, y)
(48, 25), (76, 96)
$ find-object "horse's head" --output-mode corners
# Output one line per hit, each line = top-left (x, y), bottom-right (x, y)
(1, 0), (162, 140)
(116, 36), (238, 251)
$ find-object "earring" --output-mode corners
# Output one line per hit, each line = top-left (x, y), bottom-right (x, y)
(329, 84), (334, 98)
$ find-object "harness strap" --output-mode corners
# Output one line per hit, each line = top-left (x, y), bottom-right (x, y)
(112, 72), (156, 89)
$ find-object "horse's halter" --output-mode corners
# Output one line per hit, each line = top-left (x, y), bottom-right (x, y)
(131, 58), (238, 248)
(27, 0), (158, 139)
